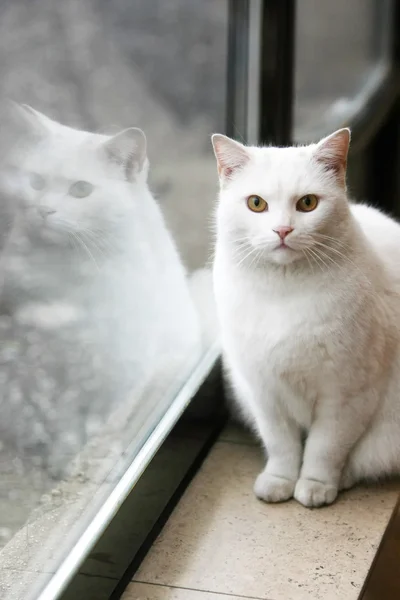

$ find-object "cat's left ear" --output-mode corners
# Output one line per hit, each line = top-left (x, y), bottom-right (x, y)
(314, 128), (351, 182)
(19, 104), (57, 131)
(8, 102), (55, 143)
(103, 127), (147, 181)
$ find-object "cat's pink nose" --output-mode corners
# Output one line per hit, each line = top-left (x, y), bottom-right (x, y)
(273, 226), (293, 240)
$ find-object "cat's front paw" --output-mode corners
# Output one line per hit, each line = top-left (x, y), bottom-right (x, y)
(254, 472), (295, 503)
(294, 478), (338, 508)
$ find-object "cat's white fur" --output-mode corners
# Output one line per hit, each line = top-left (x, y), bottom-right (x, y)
(212, 128), (400, 507)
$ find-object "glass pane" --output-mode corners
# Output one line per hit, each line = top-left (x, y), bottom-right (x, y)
(294, 0), (393, 141)
(0, 1), (227, 598)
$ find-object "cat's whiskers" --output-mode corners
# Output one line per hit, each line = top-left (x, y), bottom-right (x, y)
(311, 246), (345, 275)
(301, 248), (315, 275)
(233, 247), (254, 268)
(297, 233), (348, 253)
(251, 248), (265, 271)
(312, 232), (351, 251)
(312, 236), (354, 257)
(295, 233), (356, 276)
(306, 246), (330, 274)
(310, 244), (379, 303)
(231, 236), (254, 250)
(68, 231), (87, 258)
(231, 239), (252, 260)
(80, 233), (109, 264)
(68, 232), (80, 255)
(294, 235), (334, 271)
(85, 227), (120, 255)
(68, 231), (89, 263)
(80, 229), (113, 261)
(301, 233), (355, 274)
(311, 239), (376, 293)
(71, 232), (101, 272)
(234, 244), (261, 269)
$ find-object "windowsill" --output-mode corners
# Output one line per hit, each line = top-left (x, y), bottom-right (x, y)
(122, 422), (400, 600)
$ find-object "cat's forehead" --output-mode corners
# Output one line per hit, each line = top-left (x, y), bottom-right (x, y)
(23, 131), (105, 176)
(251, 144), (314, 170)
(233, 144), (317, 197)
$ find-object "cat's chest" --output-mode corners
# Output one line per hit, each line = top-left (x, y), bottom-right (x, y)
(215, 264), (334, 371)
(226, 293), (322, 354)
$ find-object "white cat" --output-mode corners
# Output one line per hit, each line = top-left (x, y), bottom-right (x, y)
(212, 128), (400, 508)
(0, 105), (202, 477)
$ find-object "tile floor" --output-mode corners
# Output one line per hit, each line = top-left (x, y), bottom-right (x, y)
(122, 423), (400, 600)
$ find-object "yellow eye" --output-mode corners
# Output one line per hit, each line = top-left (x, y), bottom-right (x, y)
(296, 194), (318, 212)
(247, 195), (268, 213)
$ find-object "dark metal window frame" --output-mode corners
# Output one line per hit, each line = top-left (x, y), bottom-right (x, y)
(49, 2), (400, 599)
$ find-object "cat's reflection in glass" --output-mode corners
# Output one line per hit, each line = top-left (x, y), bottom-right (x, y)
(0, 104), (201, 480)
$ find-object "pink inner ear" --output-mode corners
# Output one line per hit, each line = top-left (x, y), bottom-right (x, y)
(315, 130), (350, 174)
(316, 154), (344, 175)
(213, 135), (250, 180)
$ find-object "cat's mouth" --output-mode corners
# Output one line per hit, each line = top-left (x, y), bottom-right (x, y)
(275, 241), (294, 251)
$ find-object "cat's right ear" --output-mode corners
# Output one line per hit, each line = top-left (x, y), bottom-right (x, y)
(211, 134), (250, 183)
(102, 127), (148, 181)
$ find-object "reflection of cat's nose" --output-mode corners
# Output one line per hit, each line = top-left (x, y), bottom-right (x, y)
(273, 226), (293, 240)
(38, 206), (56, 219)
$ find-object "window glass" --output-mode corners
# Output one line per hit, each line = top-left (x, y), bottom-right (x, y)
(294, 0), (393, 141)
(0, 1), (227, 598)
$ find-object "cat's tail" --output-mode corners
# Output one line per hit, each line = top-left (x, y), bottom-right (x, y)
(188, 267), (219, 348)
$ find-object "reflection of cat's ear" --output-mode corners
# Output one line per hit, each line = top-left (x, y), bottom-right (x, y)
(8, 102), (53, 143)
(10, 103), (56, 136)
(20, 104), (56, 130)
(211, 134), (250, 183)
(103, 128), (147, 181)
(314, 128), (351, 179)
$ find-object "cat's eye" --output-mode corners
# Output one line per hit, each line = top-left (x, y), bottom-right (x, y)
(247, 195), (268, 213)
(69, 181), (94, 198)
(296, 194), (318, 212)
(29, 172), (45, 191)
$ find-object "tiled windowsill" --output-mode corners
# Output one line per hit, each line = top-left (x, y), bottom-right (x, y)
(122, 423), (400, 600)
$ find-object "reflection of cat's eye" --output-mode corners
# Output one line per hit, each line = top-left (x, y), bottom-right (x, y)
(296, 194), (318, 212)
(247, 195), (268, 213)
(29, 173), (46, 191)
(69, 181), (94, 198)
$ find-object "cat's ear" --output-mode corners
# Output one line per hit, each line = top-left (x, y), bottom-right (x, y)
(19, 104), (56, 130)
(8, 102), (53, 143)
(211, 134), (250, 183)
(314, 128), (351, 179)
(102, 127), (147, 181)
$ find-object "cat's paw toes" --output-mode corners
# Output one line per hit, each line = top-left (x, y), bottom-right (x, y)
(254, 472), (295, 503)
(294, 478), (338, 508)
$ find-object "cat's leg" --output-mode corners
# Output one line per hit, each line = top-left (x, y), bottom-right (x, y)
(253, 399), (303, 503)
(294, 390), (378, 508)
(231, 371), (303, 502)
